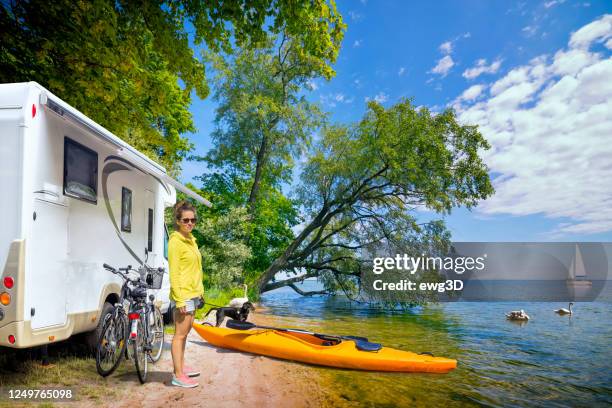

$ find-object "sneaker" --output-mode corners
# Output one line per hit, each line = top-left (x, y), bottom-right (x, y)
(171, 374), (198, 388)
(183, 365), (201, 377)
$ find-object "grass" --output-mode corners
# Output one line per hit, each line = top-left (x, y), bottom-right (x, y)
(0, 338), (130, 407)
(0, 284), (249, 407)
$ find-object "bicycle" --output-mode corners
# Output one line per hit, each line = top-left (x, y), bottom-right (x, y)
(95, 263), (165, 383)
(131, 264), (165, 382)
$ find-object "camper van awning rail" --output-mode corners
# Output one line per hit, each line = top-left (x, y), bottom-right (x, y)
(42, 93), (165, 173)
(162, 176), (212, 207)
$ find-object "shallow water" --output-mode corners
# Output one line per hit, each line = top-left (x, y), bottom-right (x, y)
(260, 281), (612, 407)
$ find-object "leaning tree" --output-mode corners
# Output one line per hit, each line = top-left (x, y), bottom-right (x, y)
(257, 100), (494, 296)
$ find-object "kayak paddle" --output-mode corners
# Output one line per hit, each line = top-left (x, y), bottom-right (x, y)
(226, 319), (382, 352)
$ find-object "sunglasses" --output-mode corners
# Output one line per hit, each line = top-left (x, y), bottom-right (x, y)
(180, 218), (197, 224)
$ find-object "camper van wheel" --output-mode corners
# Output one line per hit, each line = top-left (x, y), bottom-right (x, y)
(85, 302), (114, 354)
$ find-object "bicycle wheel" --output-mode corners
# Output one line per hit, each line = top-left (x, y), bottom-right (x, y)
(148, 306), (164, 363)
(96, 310), (127, 377)
(132, 317), (147, 383)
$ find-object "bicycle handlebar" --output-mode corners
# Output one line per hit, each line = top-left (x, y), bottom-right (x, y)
(102, 263), (115, 272)
(102, 263), (141, 283)
(102, 263), (164, 287)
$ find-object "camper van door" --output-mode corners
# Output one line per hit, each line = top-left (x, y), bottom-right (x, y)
(29, 198), (68, 329)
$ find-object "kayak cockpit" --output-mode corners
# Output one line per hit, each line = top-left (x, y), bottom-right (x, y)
(274, 330), (342, 347)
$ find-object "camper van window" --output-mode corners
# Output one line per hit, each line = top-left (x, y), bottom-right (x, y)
(63, 137), (98, 203)
(121, 187), (132, 232)
(147, 208), (153, 252)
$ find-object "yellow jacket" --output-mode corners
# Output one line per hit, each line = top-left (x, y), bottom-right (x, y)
(168, 231), (204, 308)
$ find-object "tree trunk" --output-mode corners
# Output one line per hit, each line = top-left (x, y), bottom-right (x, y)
(256, 205), (331, 292)
(260, 271), (319, 292)
(247, 133), (268, 213)
(257, 251), (289, 293)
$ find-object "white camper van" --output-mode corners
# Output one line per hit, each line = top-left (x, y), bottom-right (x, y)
(0, 82), (210, 349)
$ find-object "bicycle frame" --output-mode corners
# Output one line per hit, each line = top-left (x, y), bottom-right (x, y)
(98, 263), (163, 382)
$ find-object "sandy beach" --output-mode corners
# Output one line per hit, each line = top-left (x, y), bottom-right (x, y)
(95, 312), (327, 408)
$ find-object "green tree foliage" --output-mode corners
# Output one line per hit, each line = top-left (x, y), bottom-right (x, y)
(1, 0), (205, 174)
(193, 34), (335, 287)
(202, 34), (329, 210)
(0, 0), (344, 174)
(196, 207), (252, 290)
(257, 100), (494, 296)
(194, 171), (300, 287)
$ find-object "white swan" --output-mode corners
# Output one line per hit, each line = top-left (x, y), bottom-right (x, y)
(554, 302), (573, 315)
(506, 309), (530, 321)
(228, 284), (249, 308)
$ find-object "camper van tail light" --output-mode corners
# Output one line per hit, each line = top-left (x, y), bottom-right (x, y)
(128, 312), (140, 320)
(32, 104), (36, 118)
(0, 292), (10, 306)
(3, 277), (13, 289)
(8, 335), (15, 344)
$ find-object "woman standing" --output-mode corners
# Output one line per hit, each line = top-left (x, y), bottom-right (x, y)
(168, 200), (204, 388)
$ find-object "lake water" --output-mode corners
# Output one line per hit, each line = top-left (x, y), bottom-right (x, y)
(260, 280), (612, 407)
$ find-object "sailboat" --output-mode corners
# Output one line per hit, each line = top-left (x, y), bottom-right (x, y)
(566, 244), (592, 286)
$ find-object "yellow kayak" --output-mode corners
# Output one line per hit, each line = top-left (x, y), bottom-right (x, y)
(192, 323), (457, 373)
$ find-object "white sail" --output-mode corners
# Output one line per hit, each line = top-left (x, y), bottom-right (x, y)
(574, 245), (587, 278)
(567, 244), (591, 287)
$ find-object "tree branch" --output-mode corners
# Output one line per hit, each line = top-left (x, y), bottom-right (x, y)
(287, 283), (328, 296)
(260, 271), (318, 292)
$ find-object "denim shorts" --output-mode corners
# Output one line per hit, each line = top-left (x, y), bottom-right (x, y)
(171, 296), (204, 314)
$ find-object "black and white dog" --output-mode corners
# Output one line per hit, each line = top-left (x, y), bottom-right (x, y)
(204, 302), (255, 327)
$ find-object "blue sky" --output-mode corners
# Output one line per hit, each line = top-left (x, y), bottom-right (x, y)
(180, 1), (612, 242)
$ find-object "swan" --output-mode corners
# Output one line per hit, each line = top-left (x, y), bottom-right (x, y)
(554, 302), (573, 315)
(506, 309), (530, 321)
(228, 284), (249, 308)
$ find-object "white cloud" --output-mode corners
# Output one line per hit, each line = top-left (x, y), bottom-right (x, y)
(454, 15), (612, 237)
(462, 58), (503, 79)
(439, 41), (453, 55)
(429, 34), (471, 79)
(398, 67), (406, 76)
(431, 55), (455, 77)
(348, 11), (364, 22)
(353, 39), (362, 48)
(544, 0), (561, 8)
(374, 92), (388, 103)
(456, 84), (486, 103)
(321, 93), (354, 107)
(365, 92), (389, 104)
(568, 14), (611, 49)
(306, 79), (318, 91)
(522, 25), (538, 37)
